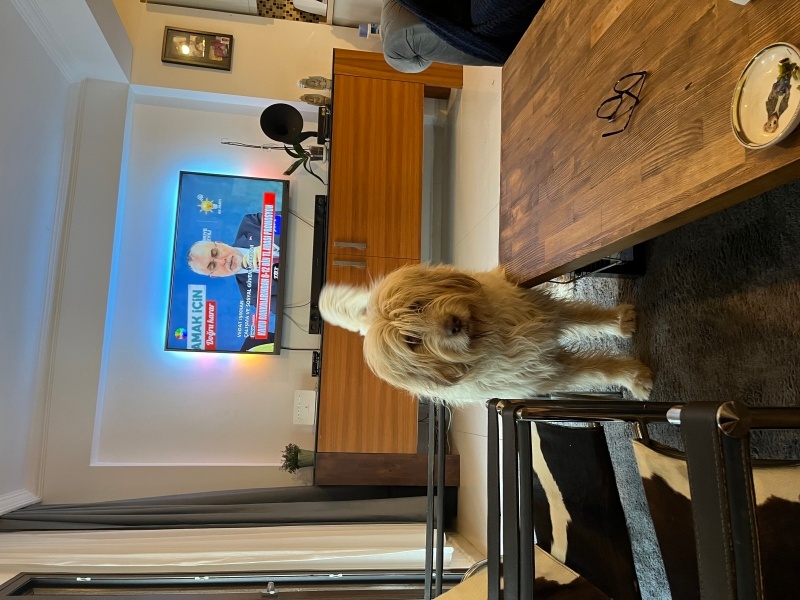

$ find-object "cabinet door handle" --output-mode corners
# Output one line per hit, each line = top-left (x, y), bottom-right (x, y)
(333, 260), (367, 269)
(334, 241), (367, 250)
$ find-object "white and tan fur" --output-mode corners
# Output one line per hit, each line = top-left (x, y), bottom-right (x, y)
(319, 263), (653, 406)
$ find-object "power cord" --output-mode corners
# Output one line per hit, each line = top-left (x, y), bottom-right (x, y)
(288, 209), (313, 228)
(303, 160), (328, 186)
(284, 311), (309, 333)
(285, 300), (310, 309)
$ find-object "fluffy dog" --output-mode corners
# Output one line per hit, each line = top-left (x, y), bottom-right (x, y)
(319, 263), (653, 405)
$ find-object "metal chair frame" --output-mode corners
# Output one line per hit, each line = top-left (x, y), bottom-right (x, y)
(487, 395), (800, 600)
(424, 399), (447, 600)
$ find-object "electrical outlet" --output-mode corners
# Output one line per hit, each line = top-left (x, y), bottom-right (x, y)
(293, 390), (317, 425)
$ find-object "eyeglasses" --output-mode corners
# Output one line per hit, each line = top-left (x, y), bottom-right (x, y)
(596, 71), (647, 137)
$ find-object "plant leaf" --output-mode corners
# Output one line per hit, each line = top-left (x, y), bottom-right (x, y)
(283, 145), (304, 159)
(283, 158), (306, 176)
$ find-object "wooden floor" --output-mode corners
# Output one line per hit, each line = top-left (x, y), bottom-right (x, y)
(500, 0), (800, 286)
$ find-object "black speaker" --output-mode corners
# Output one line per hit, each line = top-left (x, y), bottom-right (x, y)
(259, 103), (304, 143)
(308, 195), (328, 335)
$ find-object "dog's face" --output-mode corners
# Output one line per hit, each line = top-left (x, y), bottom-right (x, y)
(363, 265), (493, 392)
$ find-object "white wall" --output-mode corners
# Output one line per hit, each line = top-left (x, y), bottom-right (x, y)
(86, 0), (134, 81)
(36, 0), (384, 502)
(119, 1), (382, 103)
(5, 0), (383, 503)
(41, 81), (328, 502)
(94, 99), (323, 466)
(0, 1), (71, 504)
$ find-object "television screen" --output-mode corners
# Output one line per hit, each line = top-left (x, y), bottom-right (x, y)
(165, 171), (288, 354)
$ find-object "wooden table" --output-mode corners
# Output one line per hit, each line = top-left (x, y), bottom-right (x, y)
(500, 0), (800, 286)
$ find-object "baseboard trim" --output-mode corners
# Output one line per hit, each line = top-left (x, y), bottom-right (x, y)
(0, 490), (40, 516)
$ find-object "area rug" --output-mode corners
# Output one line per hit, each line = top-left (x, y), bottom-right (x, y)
(570, 177), (800, 599)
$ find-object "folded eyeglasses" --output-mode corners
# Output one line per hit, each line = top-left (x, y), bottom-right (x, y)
(596, 71), (647, 137)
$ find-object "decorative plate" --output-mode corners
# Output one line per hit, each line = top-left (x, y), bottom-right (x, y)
(731, 42), (800, 149)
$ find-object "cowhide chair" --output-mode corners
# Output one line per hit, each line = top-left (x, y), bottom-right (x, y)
(423, 395), (619, 600)
(489, 397), (800, 600)
(487, 396), (641, 600)
(633, 434), (800, 599)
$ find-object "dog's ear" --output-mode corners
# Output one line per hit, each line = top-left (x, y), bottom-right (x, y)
(319, 284), (372, 335)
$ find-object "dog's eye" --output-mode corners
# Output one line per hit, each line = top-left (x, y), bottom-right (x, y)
(404, 334), (422, 350)
(409, 302), (423, 314)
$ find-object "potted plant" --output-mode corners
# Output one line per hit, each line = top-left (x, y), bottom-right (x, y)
(280, 443), (315, 474)
(260, 103), (327, 185)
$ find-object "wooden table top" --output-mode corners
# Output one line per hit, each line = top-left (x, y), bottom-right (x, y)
(501, 0), (800, 286)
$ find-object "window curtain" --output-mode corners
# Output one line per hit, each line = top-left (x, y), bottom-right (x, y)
(0, 486), (426, 531)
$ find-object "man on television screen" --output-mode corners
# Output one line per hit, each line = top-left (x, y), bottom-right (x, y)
(187, 212), (280, 351)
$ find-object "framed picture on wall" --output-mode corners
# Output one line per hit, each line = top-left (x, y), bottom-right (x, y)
(161, 26), (233, 71)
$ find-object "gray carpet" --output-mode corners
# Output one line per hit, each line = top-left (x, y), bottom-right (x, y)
(571, 178), (800, 599)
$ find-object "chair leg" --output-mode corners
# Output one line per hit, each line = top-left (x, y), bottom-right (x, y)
(435, 403), (446, 597)
(680, 402), (763, 600)
(487, 400), (502, 600)
(502, 402), (521, 600)
(425, 399), (436, 600)
(518, 418), (535, 600)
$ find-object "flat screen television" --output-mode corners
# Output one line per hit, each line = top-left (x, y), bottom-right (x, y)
(165, 171), (288, 354)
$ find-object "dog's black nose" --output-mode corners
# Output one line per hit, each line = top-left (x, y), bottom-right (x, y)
(446, 316), (463, 336)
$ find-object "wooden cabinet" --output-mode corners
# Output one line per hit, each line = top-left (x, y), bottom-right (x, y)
(315, 453), (461, 486)
(317, 257), (419, 454)
(326, 74), (423, 261)
(316, 51), (463, 458)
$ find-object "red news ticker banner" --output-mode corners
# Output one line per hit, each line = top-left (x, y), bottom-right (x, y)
(204, 300), (217, 350)
(254, 192), (276, 339)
